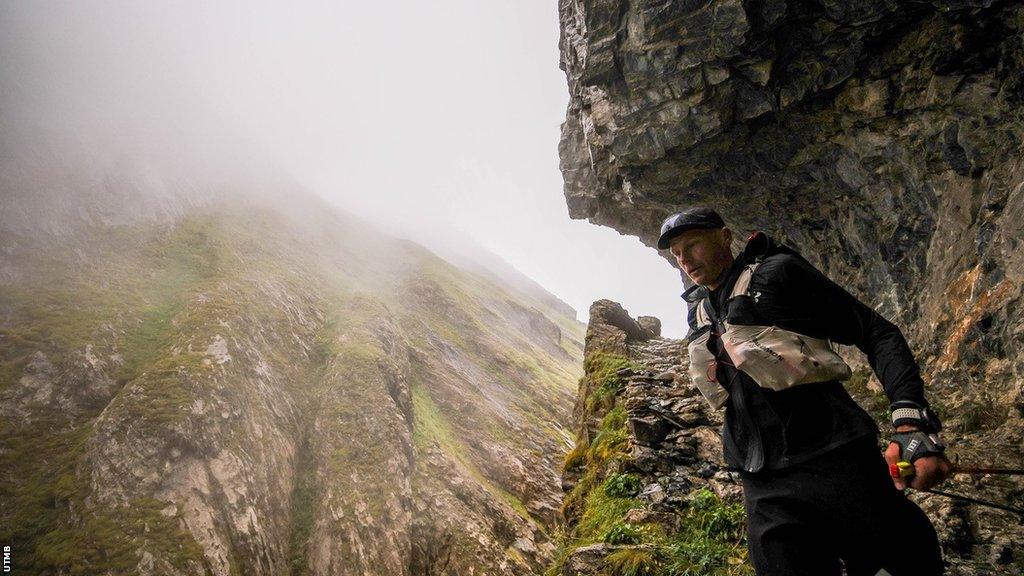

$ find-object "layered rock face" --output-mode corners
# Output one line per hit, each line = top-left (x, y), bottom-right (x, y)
(559, 0), (1024, 384)
(558, 0), (1024, 572)
(0, 182), (584, 575)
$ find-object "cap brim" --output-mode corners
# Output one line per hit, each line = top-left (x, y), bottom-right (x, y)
(657, 224), (714, 249)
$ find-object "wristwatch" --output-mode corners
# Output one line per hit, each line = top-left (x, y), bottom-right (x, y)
(890, 400), (943, 432)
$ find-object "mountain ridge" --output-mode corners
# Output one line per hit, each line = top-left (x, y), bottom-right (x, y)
(0, 167), (585, 575)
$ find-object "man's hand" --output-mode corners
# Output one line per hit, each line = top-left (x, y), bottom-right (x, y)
(885, 425), (953, 491)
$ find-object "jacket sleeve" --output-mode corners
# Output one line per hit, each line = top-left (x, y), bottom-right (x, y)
(748, 254), (929, 409)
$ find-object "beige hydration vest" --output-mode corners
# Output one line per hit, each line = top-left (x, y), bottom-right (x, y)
(686, 262), (852, 410)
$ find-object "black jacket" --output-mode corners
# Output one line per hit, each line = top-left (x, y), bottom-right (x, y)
(685, 233), (929, 474)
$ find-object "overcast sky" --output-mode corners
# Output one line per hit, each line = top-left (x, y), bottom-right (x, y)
(1, 1), (690, 337)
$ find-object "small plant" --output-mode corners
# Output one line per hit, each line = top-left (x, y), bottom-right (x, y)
(653, 489), (751, 575)
(603, 522), (647, 545)
(562, 438), (589, 472)
(688, 489), (746, 542)
(604, 473), (641, 498)
(662, 537), (731, 575)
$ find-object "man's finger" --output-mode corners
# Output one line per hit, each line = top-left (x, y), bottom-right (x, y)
(884, 442), (905, 490)
(884, 442), (900, 464)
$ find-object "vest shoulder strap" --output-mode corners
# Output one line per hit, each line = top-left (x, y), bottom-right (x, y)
(695, 297), (712, 328)
(693, 260), (762, 329)
(730, 261), (761, 299)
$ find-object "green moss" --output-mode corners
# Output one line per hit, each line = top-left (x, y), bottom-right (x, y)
(562, 437), (589, 472)
(581, 405), (630, 474)
(32, 497), (205, 575)
(116, 221), (223, 381)
(1, 413), (202, 574)
(561, 404), (633, 535)
(549, 342), (751, 575)
(0, 216), (223, 380)
(118, 354), (205, 434)
(551, 488), (751, 576)
(0, 416), (92, 568)
(411, 379), (457, 455)
(577, 473), (642, 543)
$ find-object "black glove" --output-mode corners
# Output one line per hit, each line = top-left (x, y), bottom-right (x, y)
(890, 430), (946, 464)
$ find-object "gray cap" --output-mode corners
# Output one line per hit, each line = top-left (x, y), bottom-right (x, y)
(657, 207), (725, 249)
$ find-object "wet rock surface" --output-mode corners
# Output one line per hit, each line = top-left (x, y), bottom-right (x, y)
(559, 1), (1024, 572)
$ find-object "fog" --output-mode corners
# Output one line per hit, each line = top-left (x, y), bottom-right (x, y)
(1, 1), (690, 337)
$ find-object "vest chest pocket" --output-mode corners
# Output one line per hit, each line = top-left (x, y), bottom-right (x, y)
(721, 323), (852, 391)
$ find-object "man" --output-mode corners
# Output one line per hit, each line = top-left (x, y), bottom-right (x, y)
(659, 207), (952, 576)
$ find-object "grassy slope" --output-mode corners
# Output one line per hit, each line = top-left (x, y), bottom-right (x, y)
(0, 201), (585, 574)
(0, 218), (227, 574)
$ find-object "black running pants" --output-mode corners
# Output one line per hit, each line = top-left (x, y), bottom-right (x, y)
(740, 435), (943, 576)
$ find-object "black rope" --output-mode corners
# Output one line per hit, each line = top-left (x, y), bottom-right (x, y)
(923, 488), (1024, 517)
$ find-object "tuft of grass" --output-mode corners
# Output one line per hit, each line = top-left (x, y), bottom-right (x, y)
(585, 352), (632, 413)
(605, 546), (661, 576)
(561, 404), (633, 529)
(562, 433), (590, 472)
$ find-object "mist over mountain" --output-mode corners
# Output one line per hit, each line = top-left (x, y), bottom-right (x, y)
(0, 4), (593, 571)
(0, 119), (588, 573)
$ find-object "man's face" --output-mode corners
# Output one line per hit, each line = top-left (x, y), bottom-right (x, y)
(667, 228), (734, 289)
